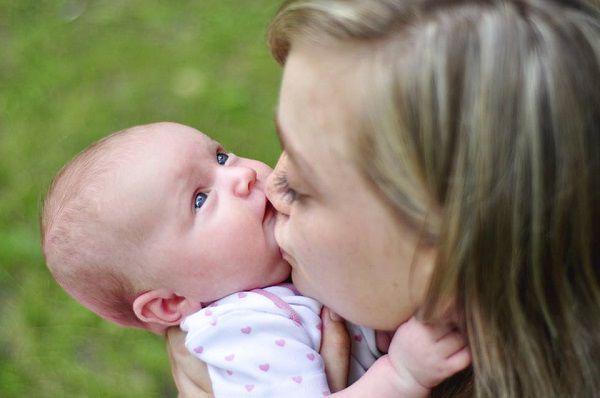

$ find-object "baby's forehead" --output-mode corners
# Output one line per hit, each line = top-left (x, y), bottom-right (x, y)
(123, 124), (223, 179)
(111, 124), (214, 165)
(145, 123), (218, 154)
(95, 124), (222, 197)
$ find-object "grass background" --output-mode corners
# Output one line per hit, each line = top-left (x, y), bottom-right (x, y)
(0, 1), (283, 396)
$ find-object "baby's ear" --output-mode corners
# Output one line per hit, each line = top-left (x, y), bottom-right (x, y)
(132, 289), (200, 329)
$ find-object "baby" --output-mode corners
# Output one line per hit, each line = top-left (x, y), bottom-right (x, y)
(41, 122), (469, 397)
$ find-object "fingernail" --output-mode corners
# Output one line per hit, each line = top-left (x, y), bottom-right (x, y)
(328, 309), (342, 322)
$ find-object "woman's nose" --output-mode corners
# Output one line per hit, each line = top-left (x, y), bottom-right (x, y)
(231, 166), (257, 197)
(265, 154), (291, 216)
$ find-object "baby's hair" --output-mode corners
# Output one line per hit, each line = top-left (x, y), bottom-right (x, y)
(41, 126), (151, 329)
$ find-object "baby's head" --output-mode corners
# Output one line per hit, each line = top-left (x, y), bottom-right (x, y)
(41, 122), (289, 333)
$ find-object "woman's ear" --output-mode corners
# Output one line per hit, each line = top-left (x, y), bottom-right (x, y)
(132, 289), (200, 327)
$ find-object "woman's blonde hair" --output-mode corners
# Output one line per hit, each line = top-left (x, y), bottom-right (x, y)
(269, 1), (600, 396)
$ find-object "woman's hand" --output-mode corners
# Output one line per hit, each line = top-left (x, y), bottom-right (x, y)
(165, 326), (213, 398)
(319, 307), (351, 392)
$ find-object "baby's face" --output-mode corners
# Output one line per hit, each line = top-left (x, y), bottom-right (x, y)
(110, 123), (289, 303)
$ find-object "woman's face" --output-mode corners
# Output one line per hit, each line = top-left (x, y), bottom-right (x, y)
(266, 43), (436, 331)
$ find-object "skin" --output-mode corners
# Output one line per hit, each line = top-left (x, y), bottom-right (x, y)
(107, 123), (289, 318)
(166, 45), (470, 389)
(165, 39), (470, 398)
(100, 123), (352, 395)
(265, 42), (436, 331)
(154, 48), (472, 395)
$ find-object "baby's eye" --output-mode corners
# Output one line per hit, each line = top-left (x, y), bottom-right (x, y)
(216, 152), (229, 165)
(194, 192), (208, 209)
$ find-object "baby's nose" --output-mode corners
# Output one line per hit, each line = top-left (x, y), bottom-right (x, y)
(233, 167), (257, 197)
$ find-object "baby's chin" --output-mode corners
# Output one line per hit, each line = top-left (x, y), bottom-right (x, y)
(270, 259), (292, 285)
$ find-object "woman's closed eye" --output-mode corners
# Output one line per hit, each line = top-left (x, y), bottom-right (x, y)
(274, 170), (300, 204)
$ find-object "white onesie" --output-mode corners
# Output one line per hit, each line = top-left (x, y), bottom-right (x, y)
(180, 284), (380, 398)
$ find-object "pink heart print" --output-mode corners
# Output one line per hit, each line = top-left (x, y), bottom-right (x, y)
(245, 384), (255, 392)
(238, 292), (248, 298)
(225, 354), (235, 362)
(259, 363), (270, 372)
(226, 370), (233, 376)
(292, 376), (303, 384)
(306, 353), (315, 361)
(275, 339), (286, 347)
(194, 346), (204, 354)
(205, 309), (213, 316)
(241, 326), (252, 334)
(354, 334), (363, 342)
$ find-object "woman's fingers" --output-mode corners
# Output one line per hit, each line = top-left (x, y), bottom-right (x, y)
(165, 327), (213, 398)
(320, 307), (351, 392)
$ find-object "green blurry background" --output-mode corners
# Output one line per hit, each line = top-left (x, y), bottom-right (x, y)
(0, 1), (282, 396)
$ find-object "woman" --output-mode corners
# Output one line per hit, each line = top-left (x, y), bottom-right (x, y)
(170, 0), (600, 396)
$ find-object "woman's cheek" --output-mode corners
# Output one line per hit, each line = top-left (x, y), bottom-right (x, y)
(276, 214), (301, 262)
(273, 217), (287, 254)
(283, 217), (300, 258)
(283, 219), (306, 267)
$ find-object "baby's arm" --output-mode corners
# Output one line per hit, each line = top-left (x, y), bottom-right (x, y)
(332, 317), (471, 397)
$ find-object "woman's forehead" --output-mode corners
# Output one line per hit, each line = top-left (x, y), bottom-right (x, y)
(278, 45), (365, 164)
